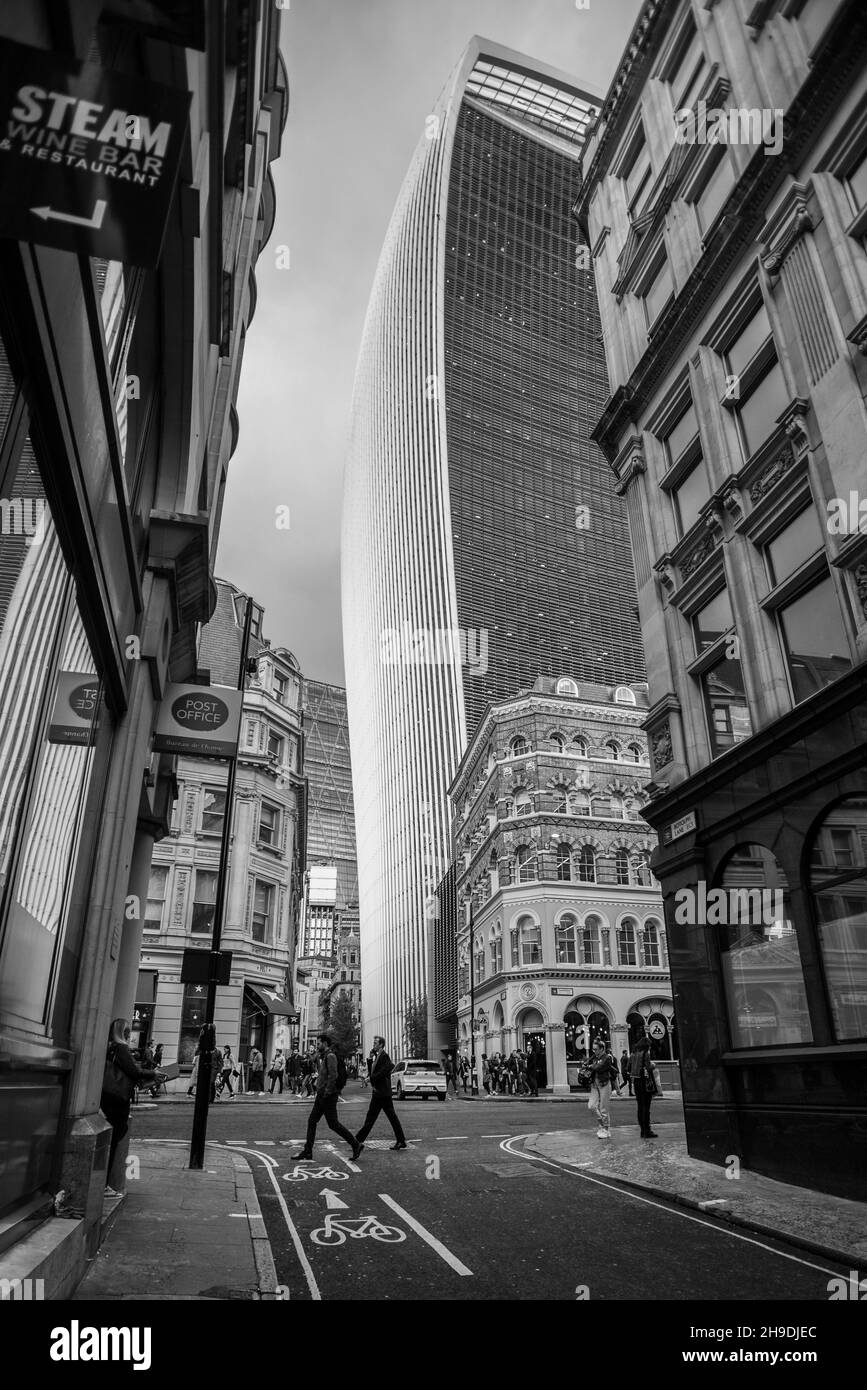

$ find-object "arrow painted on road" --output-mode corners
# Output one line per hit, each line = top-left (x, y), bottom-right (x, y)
(31, 199), (107, 230)
(320, 1189), (349, 1210)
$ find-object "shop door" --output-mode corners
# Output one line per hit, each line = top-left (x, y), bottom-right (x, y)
(524, 1032), (547, 1087)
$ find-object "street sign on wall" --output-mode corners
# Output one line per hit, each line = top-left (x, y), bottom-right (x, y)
(0, 39), (191, 267)
(153, 684), (242, 759)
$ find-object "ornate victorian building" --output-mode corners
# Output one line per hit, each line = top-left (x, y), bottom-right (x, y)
(448, 677), (674, 1091)
(574, 0), (867, 1197)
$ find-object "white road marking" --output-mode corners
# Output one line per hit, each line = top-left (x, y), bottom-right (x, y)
(500, 1137), (842, 1278)
(211, 1143), (321, 1301)
(378, 1194), (473, 1277)
(434, 1135), (468, 1140)
(325, 1143), (361, 1173)
(481, 1134), (511, 1138)
(253, 1139), (276, 1145)
(320, 1189), (349, 1210)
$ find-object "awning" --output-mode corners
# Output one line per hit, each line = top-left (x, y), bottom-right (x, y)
(245, 983), (298, 1018)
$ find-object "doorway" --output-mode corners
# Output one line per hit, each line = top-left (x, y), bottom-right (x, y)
(523, 1032), (548, 1088)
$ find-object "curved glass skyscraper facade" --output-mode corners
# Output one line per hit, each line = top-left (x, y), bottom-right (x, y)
(342, 39), (645, 1047)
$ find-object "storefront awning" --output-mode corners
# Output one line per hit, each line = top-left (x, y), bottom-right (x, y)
(245, 983), (297, 1018)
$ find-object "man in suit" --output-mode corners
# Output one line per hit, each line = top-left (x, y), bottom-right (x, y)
(355, 1036), (407, 1151)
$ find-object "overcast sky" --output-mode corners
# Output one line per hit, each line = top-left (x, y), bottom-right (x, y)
(215, 0), (642, 686)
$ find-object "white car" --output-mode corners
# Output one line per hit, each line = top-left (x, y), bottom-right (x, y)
(390, 1058), (447, 1101)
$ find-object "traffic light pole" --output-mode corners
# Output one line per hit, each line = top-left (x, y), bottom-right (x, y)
(189, 596), (254, 1169)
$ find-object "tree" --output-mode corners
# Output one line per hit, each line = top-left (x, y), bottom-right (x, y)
(403, 994), (428, 1058)
(327, 992), (358, 1058)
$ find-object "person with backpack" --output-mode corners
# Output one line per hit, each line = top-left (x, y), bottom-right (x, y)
(354, 1035), (407, 1150)
(294, 1033), (362, 1162)
(585, 1037), (618, 1139)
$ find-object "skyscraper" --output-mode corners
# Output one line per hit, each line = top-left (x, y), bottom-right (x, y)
(301, 679), (359, 924)
(342, 38), (645, 1046)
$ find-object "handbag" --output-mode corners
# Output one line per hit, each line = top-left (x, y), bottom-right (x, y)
(102, 1045), (133, 1102)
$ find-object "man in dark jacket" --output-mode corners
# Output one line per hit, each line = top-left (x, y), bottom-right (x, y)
(294, 1034), (362, 1161)
(354, 1036), (407, 1150)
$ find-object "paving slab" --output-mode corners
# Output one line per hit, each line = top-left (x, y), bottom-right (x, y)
(526, 1124), (867, 1267)
(74, 1141), (277, 1301)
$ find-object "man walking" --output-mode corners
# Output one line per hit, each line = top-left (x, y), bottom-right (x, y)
(620, 1049), (631, 1096)
(355, 1036), (407, 1151)
(294, 1034), (362, 1161)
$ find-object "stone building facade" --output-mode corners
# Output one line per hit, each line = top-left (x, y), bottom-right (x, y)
(574, 0), (867, 1197)
(139, 580), (305, 1089)
(448, 678), (673, 1091)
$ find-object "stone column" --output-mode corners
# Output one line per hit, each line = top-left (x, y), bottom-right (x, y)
(548, 1023), (569, 1094)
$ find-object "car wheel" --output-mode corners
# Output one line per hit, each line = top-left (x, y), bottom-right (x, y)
(437, 1093), (446, 1102)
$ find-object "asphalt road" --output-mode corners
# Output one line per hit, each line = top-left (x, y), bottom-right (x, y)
(129, 1084), (851, 1306)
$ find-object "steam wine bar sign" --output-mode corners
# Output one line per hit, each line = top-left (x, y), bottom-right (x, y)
(153, 685), (243, 759)
(0, 39), (191, 266)
(48, 672), (101, 745)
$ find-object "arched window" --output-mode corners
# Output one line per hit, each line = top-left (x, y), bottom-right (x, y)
(615, 686), (637, 705)
(591, 796), (612, 818)
(588, 1009), (610, 1046)
(509, 735), (529, 757)
(604, 739), (620, 760)
(557, 677), (579, 697)
(809, 796), (867, 1041)
(514, 844), (536, 883)
(548, 730), (566, 752)
(642, 918), (662, 967)
(569, 791), (591, 817)
(556, 842), (573, 881)
(518, 914), (542, 965)
(627, 742), (643, 763)
(556, 913), (578, 963)
(718, 843), (811, 1048)
(580, 915), (602, 965)
(632, 855), (652, 886)
(627, 1011), (646, 1049)
(615, 848), (631, 885)
(572, 736), (587, 757)
(618, 917), (638, 966)
(474, 933), (485, 983)
(514, 790), (533, 817)
(576, 846), (596, 883)
(510, 924), (519, 967)
(489, 923), (503, 976)
(564, 1009), (585, 1060)
(553, 787), (569, 813)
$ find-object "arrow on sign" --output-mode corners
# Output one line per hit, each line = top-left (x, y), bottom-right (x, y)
(31, 199), (107, 230)
(320, 1189), (349, 1211)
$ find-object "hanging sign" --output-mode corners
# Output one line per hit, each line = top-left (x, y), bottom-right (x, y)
(47, 671), (101, 745)
(0, 38), (191, 266)
(153, 684), (242, 759)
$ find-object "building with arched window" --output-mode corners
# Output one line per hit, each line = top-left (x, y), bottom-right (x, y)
(443, 677), (674, 1090)
(574, 0), (867, 1197)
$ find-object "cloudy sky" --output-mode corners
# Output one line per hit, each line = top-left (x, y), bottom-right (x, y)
(215, 0), (642, 686)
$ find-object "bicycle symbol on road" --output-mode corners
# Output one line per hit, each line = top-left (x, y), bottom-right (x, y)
(282, 1164), (349, 1182)
(310, 1215), (406, 1246)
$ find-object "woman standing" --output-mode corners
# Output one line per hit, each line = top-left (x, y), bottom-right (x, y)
(101, 1018), (164, 1194)
(586, 1038), (617, 1139)
(218, 1045), (237, 1097)
(629, 1035), (660, 1139)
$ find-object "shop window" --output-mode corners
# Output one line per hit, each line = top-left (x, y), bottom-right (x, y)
(178, 983), (208, 1067)
(564, 1009), (586, 1061)
(809, 797), (867, 1041)
(587, 1009), (610, 1047)
(717, 844), (812, 1048)
(131, 970), (158, 1051)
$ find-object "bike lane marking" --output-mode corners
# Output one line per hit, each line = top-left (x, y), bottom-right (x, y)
(378, 1193), (474, 1277)
(500, 1136), (841, 1279)
(210, 1143), (322, 1300)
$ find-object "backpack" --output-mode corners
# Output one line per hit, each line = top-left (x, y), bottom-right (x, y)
(335, 1053), (348, 1092)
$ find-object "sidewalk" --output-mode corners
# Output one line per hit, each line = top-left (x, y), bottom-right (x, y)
(74, 1142), (279, 1301)
(526, 1124), (867, 1268)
